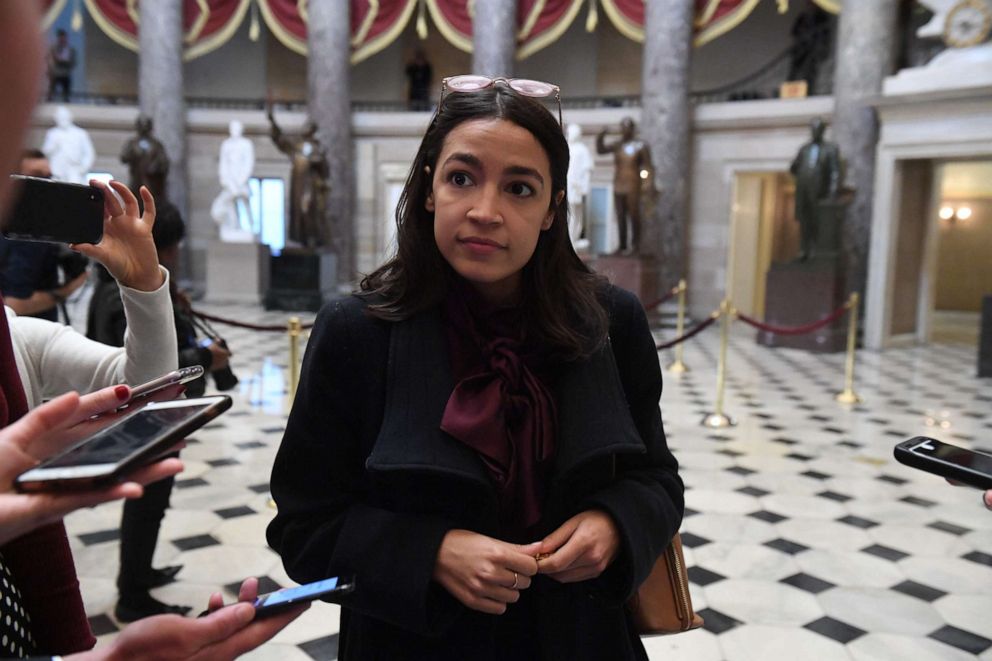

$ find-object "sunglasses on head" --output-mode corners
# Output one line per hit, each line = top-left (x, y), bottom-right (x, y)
(440, 75), (563, 126)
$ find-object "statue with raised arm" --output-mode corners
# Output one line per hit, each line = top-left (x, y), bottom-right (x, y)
(266, 105), (330, 248)
(789, 117), (841, 261)
(566, 123), (593, 250)
(210, 120), (256, 242)
(597, 117), (651, 255)
(120, 114), (169, 200)
(41, 106), (94, 185)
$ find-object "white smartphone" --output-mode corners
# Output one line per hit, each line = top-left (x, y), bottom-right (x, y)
(120, 366), (205, 408)
(14, 395), (231, 492)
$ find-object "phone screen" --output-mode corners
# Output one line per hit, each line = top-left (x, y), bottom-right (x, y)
(44, 402), (213, 469)
(256, 577), (342, 610)
(2, 175), (104, 244)
(917, 440), (992, 474)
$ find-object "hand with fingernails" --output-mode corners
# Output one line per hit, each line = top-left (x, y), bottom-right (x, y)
(432, 530), (540, 615)
(73, 181), (164, 293)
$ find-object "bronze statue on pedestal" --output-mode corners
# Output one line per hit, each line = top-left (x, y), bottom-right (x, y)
(597, 118), (651, 255)
(266, 105), (330, 248)
(789, 117), (842, 261)
(120, 114), (169, 200)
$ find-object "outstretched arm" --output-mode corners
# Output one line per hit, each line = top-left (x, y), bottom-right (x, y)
(596, 129), (613, 155)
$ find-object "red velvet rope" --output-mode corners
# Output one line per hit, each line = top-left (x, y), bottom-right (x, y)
(191, 309), (315, 332)
(642, 286), (681, 311)
(655, 314), (719, 350)
(735, 302), (849, 336)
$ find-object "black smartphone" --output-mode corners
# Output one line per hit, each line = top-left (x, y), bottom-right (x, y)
(894, 437), (992, 490)
(14, 395), (231, 492)
(253, 576), (356, 619)
(2, 174), (104, 244)
(120, 366), (205, 409)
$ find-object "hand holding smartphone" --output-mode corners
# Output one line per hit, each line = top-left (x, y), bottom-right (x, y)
(894, 437), (992, 490)
(252, 576), (355, 619)
(15, 395), (231, 492)
(118, 366), (205, 410)
(2, 175), (104, 244)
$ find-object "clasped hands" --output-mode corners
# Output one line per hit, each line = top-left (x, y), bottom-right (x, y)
(432, 510), (619, 615)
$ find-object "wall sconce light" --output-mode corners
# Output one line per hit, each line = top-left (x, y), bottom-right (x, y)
(939, 204), (973, 224)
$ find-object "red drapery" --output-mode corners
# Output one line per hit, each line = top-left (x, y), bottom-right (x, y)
(82, 0), (250, 59)
(600, 0), (837, 46)
(40, 0), (68, 30)
(257, 0), (419, 63)
(424, 0), (584, 58)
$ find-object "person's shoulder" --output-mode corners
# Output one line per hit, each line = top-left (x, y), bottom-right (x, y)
(316, 294), (387, 331)
(599, 283), (641, 316)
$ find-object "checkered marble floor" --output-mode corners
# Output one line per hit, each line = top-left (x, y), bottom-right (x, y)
(63, 301), (992, 660)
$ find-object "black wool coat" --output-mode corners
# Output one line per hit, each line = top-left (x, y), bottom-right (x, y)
(267, 285), (684, 661)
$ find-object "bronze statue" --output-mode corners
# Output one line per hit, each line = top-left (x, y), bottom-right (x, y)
(597, 118), (651, 255)
(789, 117), (841, 261)
(266, 106), (330, 248)
(120, 114), (169, 200)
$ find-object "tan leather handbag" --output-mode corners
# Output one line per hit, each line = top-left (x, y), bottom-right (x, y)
(627, 533), (704, 635)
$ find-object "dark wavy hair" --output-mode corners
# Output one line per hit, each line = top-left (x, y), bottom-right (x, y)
(360, 84), (608, 361)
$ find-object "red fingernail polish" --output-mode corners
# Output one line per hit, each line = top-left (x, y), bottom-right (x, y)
(115, 385), (129, 399)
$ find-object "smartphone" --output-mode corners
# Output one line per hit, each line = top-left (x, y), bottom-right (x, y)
(14, 395), (231, 492)
(253, 576), (356, 619)
(2, 175), (104, 244)
(894, 437), (992, 490)
(121, 366), (205, 408)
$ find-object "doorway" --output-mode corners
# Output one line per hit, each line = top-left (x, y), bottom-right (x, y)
(930, 160), (992, 344)
(889, 159), (992, 346)
(727, 172), (797, 317)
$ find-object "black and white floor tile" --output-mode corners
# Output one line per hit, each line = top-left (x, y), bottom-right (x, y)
(63, 301), (992, 660)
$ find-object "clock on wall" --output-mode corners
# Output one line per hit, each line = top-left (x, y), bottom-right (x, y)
(943, 0), (992, 48)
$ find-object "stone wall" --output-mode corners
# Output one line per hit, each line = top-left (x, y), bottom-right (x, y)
(27, 99), (831, 316)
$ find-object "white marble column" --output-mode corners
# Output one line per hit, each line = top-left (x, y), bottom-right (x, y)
(641, 0), (694, 290)
(473, 0), (516, 77)
(308, 0), (354, 282)
(138, 0), (185, 217)
(833, 0), (898, 299)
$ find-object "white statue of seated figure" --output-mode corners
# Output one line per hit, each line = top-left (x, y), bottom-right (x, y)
(211, 120), (257, 243)
(41, 106), (95, 185)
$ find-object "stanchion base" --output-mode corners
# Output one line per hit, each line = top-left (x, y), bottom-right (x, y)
(835, 390), (863, 405)
(701, 412), (736, 428)
(666, 360), (689, 374)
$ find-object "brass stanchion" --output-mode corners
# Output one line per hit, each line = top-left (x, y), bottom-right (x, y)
(835, 292), (862, 405)
(288, 316), (302, 400)
(666, 279), (689, 374)
(701, 299), (736, 428)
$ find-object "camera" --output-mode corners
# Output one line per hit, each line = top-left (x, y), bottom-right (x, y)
(210, 339), (239, 391)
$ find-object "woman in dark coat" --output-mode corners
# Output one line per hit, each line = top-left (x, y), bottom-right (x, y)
(267, 77), (684, 660)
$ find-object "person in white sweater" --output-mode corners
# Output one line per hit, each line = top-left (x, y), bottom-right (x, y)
(6, 179), (178, 405)
(4, 179), (197, 620)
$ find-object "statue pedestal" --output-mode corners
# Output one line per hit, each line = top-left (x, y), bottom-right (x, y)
(593, 255), (659, 307)
(758, 258), (846, 353)
(205, 241), (271, 304)
(979, 295), (992, 378)
(264, 249), (337, 312)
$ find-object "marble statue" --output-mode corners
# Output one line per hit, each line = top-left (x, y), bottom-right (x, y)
(789, 117), (842, 262)
(596, 118), (651, 255)
(566, 124), (593, 251)
(266, 107), (330, 248)
(41, 106), (95, 185)
(120, 114), (169, 200)
(210, 120), (256, 242)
